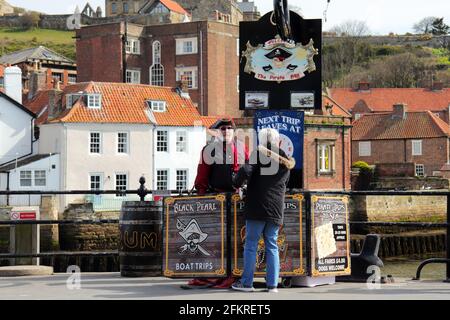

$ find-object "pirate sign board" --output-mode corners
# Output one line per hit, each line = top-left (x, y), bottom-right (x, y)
(310, 195), (351, 277)
(163, 195), (227, 278)
(231, 194), (306, 277)
(239, 10), (322, 110)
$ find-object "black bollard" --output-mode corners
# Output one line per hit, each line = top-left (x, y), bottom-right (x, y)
(337, 234), (384, 283)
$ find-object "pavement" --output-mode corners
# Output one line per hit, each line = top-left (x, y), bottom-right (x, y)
(0, 273), (450, 300)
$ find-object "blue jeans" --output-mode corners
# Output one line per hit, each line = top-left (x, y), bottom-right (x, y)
(241, 219), (280, 288)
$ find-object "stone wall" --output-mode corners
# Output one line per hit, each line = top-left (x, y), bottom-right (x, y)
(59, 203), (119, 251)
(324, 35), (449, 49)
(372, 177), (450, 190)
(351, 194), (447, 235)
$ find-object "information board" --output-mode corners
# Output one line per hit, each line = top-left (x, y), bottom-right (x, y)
(163, 195), (227, 278)
(311, 195), (351, 277)
(231, 194), (306, 277)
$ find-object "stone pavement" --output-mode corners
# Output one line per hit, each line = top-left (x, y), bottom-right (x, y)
(0, 273), (449, 300)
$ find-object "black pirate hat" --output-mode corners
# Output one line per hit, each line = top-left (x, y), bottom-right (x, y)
(210, 118), (236, 129)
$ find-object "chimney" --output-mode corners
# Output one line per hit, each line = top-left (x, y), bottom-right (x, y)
(28, 70), (47, 100)
(177, 75), (190, 99)
(4, 66), (23, 104)
(431, 81), (444, 92)
(357, 81), (370, 92)
(392, 103), (408, 120)
(48, 81), (63, 120)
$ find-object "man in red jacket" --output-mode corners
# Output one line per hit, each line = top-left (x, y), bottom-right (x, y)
(183, 118), (249, 289)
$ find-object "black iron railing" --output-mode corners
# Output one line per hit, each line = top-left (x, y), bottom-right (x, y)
(0, 183), (449, 282)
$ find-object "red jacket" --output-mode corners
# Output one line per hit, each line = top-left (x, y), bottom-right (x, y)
(194, 140), (249, 195)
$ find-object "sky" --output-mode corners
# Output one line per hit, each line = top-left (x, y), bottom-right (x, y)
(6, 0), (450, 35)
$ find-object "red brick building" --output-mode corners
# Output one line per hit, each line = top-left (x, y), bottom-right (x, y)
(76, 20), (240, 117)
(328, 83), (450, 122)
(352, 103), (450, 177)
(0, 46), (77, 100)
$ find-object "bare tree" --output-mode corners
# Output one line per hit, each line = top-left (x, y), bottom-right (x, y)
(413, 16), (438, 34)
(329, 20), (371, 37)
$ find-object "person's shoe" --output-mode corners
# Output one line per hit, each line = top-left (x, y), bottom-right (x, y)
(231, 280), (255, 292)
(266, 286), (279, 293)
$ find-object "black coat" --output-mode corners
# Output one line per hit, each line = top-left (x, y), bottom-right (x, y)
(233, 149), (290, 226)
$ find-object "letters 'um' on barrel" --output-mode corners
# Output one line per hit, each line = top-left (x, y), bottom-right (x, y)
(119, 201), (163, 277)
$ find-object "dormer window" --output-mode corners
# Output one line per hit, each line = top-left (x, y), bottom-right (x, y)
(147, 100), (166, 112)
(87, 94), (102, 109)
(66, 93), (83, 109)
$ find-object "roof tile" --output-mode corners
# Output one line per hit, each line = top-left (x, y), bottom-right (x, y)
(330, 88), (450, 112)
(353, 111), (450, 140)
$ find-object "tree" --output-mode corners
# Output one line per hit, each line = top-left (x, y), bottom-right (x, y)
(329, 20), (370, 37)
(20, 11), (41, 30)
(413, 16), (438, 34)
(431, 18), (450, 35)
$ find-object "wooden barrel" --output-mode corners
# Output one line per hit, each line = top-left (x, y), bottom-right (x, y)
(119, 201), (163, 277)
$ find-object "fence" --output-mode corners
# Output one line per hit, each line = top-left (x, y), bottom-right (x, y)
(0, 184), (449, 281)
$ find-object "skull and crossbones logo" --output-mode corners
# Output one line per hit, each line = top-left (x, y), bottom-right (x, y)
(176, 219), (211, 256)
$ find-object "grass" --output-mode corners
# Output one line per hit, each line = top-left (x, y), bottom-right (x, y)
(0, 27), (76, 60)
(0, 27), (75, 44)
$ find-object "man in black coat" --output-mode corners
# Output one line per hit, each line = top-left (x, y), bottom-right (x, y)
(231, 128), (291, 293)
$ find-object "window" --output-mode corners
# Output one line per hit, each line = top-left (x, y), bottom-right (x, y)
(52, 72), (63, 82)
(151, 3), (169, 14)
(126, 70), (141, 84)
(34, 170), (46, 187)
(115, 174), (128, 197)
(148, 100), (166, 112)
(156, 130), (168, 152)
(354, 113), (361, 120)
(90, 174), (102, 191)
(359, 141), (371, 157)
(118, 132), (129, 154)
(176, 131), (187, 152)
(317, 141), (335, 174)
(111, 2), (117, 14)
(20, 171), (32, 187)
(123, 2), (129, 13)
(157, 170), (168, 190)
(68, 74), (77, 84)
(87, 94), (101, 109)
(152, 41), (161, 64)
(176, 67), (198, 89)
(125, 38), (140, 54)
(415, 164), (425, 177)
(150, 41), (164, 86)
(412, 140), (422, 156)
(90, 132), (101, 154)
(176, 170), (188, 192)
(66, 93), (82, 109)
(176, 37), (198, 55)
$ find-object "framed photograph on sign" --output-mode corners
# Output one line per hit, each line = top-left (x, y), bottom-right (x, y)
(291, 92), (315, 109)
(245, 92), (269, 109)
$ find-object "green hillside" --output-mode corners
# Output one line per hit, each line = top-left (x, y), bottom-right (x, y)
(0, 27), (76, 61)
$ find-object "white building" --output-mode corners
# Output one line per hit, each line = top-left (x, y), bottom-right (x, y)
(35, 81), (217, 213)
(0, 154), (60, 206)
(0, 66), (37, 167)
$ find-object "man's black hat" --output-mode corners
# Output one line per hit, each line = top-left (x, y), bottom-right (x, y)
(210, 118), (236, 129)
